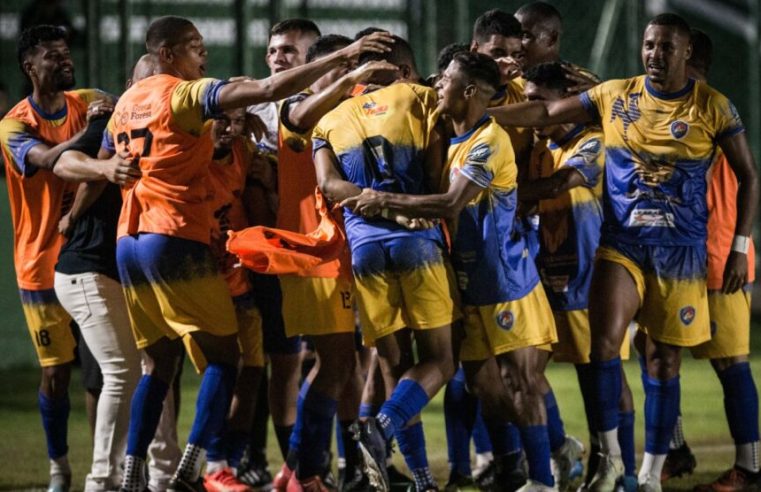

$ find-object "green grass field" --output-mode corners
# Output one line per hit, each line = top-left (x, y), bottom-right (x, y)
(1, 326), (759, 491)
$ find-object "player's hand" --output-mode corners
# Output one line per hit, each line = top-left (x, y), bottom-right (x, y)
(341, 32), (395, 62)
(562, 65), (599, 94)
(721, 250), (747, 294)
(86, 99), (115, 122)
(396, 215), (436, 230)
(103, 152), (141, 185)
(245, 113), (268, 142)
(495, 56), (522, 82)
(248, 152), (276, 191)
(340, 188), (384, 217)
(348, 61), (399, 85)
(58, 212), (74, 237)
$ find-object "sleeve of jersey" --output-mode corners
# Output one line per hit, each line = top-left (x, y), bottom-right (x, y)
(73, 88), (117, 105)
(311, 120), (332, 155)
(171, 78), (229, 135)
(0, 118), (45, 176)
(279, 93), (311, 136)
(713, 95), (745, 141)
(101, 116), (116, 154)
(565, 137), (604, 187)
(459, 141), (496, 189)
(579, 84), (603, 122)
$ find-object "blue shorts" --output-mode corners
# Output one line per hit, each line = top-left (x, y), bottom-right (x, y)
(249, 272), (301, 355)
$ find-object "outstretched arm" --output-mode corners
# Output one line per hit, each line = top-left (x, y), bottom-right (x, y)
(718, 131), (760, 293)
(487, 95), (591, 128)
(219, 32), (394, 110)
(518, 168), (586, 201)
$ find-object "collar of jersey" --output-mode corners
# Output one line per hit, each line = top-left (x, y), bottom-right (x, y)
(27, 95), (68, 120)
(450, 114), (490, 145)
(644, 77), (695, 100)
(548, 124), (585, 150)
(492, 84), (507, 101)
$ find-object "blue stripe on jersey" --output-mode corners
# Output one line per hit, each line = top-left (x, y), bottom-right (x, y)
(201, 79), (230, 120)
(28, 96), (68, 120)
(19, 288), (59, 305)
(8, 132), (44, 176)
(101, 130), (115, 153)
(601, 146), (713, 246)
(579, 92), (599, 121)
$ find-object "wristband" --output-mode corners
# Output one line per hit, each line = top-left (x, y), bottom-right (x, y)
(731, 235), (750, 254)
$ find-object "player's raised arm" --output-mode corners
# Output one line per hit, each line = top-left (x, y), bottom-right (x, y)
(218, 32), (394, 110)
(487, 94), (591, 128)
(718, 131), (760, 293)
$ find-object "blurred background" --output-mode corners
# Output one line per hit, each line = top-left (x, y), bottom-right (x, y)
(0, 0), (759, 368)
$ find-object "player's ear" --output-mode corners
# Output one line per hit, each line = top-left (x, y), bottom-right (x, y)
(464, 83), (477, 99)
(22, 59), (35, 80)
(158, 45), (174, 64)
(469, 40), (479, 53)
(548, 29), (560, 47)
(684, 41), (692, 61)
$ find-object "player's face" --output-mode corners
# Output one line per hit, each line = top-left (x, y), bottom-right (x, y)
(641, 24), (691, 87)
(435, 61), (468, 117)
(27, 39), (75, 91)
(519, 20), (553, 69)
(266, 31), (316, 74)
(170, 27), (208, 80)
(524, 80), (564, 138)
(473, 34), (525, 68)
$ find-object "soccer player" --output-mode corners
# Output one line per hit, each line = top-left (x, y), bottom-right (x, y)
(100, 16), (392, 492)
(201, 107), (267, 492)
(313, 36), (459, 492)
(487, 13), (759, 492)
(521, 62), (636, 491)
(666, 29), (759, 491)
(0, 25), (120, 492)
(342, 51), (559, 492)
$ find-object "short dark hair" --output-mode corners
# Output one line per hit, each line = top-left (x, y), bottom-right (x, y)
(306, 34), (352, 62)
(516, 2), (562, 24)
(473, 9), (522, 43)
(359, 35), (416, 69)
(18, 25), (68, 72)
(688, 28), (712, 77)
(451, 51), (501, 92)
(647, 13), (691, 39)
(523, 61), (573, 92)
(437, 43), (469, 73)
(354, 27), (386, 40)
(146, 16), (196, 54)
(270, 18), (321, 39)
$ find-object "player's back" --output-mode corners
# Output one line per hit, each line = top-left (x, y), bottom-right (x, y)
(313, 82), (444, 250)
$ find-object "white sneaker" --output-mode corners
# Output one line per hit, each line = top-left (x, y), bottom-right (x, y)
(588, 454), (624, 492)
(516, 479), (559, 491)
(552, 436), (585, 491)
(636, 474), (662, 492)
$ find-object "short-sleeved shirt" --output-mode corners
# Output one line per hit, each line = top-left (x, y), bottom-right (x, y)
(706, 151), (755, 290)
(532, 125), (605, 310)
(0, 89), (111, 290)
(490, 79), (533, 168)
(312, 82), (444, 251)
(108, 73), (228, 244)
(448, 115), (539, 306)
(580, 75), (744, 247)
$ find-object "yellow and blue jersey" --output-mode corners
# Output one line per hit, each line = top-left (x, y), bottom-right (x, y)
(312, 82), (444, 250)
(579, 75), (744, 247)
(448, 115), (539, 306)
(532, 125), (605, 311)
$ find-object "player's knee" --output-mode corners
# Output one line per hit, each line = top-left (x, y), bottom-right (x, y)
(711, 355), (748, 373)
(40, 363), (72, 398)
(590, 335), (621, 361)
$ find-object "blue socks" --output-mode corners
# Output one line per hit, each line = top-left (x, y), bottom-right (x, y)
(397, 422), (435, 490)
(575, 363), (596, 436)
(297, 389), (337, 478)
(444, 370), (477, 476)
(618, 411), (636, 476)
(718, 362), (760, 445)
(38, 392), (70, 460)
(472, 405), (494, 455)
(126, 375), (169, 458)
(544, 390), (566, 452)
(288, 379), (311, 456)
(359, 403), (377, 419)
(643, 375), (680, 455)
(591, 358), (622, 432)
(188, 363), (237, 448)
(377, 379), (430, 442)
(519, 425), (554, 487)
(206, 429), (249, 469)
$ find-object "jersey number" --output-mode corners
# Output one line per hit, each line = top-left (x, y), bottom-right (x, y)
(35, 329), (51, 347)
(117, 128), (154, 162)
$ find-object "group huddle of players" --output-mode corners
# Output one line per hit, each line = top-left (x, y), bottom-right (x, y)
(1, 2), (759, 492)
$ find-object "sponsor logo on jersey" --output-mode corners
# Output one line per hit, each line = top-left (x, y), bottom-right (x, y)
(627, 209), (675, 228)
(610, 93), (641, 141)
(680, 305), (696, 326)
(362, 102), (388, 116)
(496, 310), (515, 330)
(670, 120), (689, 139)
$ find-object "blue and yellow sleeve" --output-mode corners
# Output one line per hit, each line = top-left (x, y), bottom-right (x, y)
(0, 117), (45, 175)
(170, 78), (229, 136)
(73, 88), (116, 106)
(565, 136), (604, 187)
(101, 116), (115, 155)
(460, 138), (497, 189)
(711, 93), (745, 141)
(579, 80), (613, 122)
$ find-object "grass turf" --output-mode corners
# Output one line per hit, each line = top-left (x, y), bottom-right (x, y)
(1, 328), (759, 491)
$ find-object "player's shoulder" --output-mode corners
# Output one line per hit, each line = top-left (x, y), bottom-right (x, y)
(460, 117), (510, 159)
(2, 97), (36, 125)
(69, 88), (115, 105)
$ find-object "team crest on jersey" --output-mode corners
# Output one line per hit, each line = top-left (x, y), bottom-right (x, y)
(670, 120), (689, 139)
(362, 102), (388, 116)
(679, 305), (696, 326)
(496, 310), (515, 330)
(609, 92), (641, 141)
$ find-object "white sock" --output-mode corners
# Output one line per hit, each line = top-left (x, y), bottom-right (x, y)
(736, 442), (760, 472)
(50, 456), (71, 476)
(475, 452), (493, 468)
(638, 453), (666, 482)
(123, 455), (147, 492)
(206, 459), (227, 474)
(599, 429), (621, 456)
(176, 444), (207, 480)
(669, 415), (685, 450)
